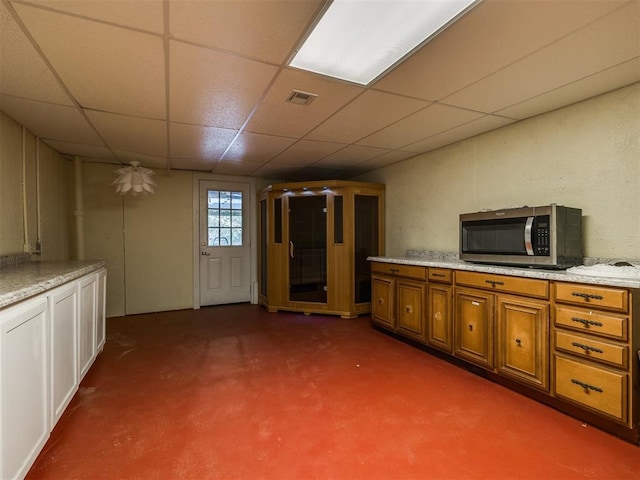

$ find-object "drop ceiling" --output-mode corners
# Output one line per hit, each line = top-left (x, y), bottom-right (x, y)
(1, 0), (638, 181)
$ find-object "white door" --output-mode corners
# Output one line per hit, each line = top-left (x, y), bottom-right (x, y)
(199, 180), (251, 306)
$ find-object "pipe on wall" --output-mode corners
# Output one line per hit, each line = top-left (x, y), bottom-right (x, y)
(21, 126), (30, 253)
(74, 156), (85, 260)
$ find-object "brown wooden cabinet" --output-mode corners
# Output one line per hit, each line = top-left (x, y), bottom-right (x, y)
(371, 263), (427, 343)
(259, 181), (384, 318)
(455, 271), (550, 383)
(454, 287), (494, 369)
(496, 295), (549, 391)
(427, 270), (453, 353)
(370, 261), (640, 443)
(553, 282), (633, 425)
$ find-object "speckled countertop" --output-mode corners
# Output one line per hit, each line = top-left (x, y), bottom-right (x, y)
(368, 256), (640, 289)
(0, 260), (106, 309)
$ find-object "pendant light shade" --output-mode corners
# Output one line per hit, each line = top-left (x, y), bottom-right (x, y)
(112, 161), (157, 196)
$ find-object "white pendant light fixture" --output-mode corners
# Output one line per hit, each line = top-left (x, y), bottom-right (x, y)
(289, 0), (479, 85)
(112, 161), (157, 196)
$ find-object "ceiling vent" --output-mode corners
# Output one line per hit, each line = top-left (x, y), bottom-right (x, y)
(286, 90), (318, 106)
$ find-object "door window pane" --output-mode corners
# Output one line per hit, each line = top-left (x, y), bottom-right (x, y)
(208, 190), (243, 246)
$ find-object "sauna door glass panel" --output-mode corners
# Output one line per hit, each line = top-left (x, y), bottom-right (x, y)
(355, 195), (379, 303)
(289, 195), (327, 303)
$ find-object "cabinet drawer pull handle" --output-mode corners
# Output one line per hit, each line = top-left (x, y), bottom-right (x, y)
(571, 378), (603, 393)
(570, 341), (604, 354)
(390, 268), (399, 274)
(432, 273), (445, 278)
(484, 279), (504, 287)
(571, 292), (604, 301)
(570, 317), (604, 328)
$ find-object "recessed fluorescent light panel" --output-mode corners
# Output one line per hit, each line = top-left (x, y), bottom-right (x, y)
(289, 0), (479, 85)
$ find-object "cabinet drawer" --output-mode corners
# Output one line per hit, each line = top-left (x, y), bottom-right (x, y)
(455, 271), (548, 299)
(428, 268), (453, 284)
(554, 306), (628, 341)
(370, 262), (426, 281)
(554, 355), (627, 423)
(555, 331), (627, 369)
(554, 283), (628, 313)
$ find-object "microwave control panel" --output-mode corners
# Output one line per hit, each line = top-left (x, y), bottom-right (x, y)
(534, 216), (550, 255)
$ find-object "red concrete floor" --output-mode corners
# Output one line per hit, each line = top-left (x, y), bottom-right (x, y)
(27, 304), (639, 480)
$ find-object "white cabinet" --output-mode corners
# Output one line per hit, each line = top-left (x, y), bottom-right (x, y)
(0, 267), (106, 480)
(78, 274), (97, 380)
(96, 269), (107, 353)
(0, 296), (49, 480)
(49, 282), (79, 426)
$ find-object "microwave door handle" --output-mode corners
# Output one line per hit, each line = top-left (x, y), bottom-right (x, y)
(524, 217), (535, 255)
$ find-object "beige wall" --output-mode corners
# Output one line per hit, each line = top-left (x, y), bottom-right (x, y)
(0, 111), (71, 260)
(82, 163), (195, 317)
(357, 83), (640, 260)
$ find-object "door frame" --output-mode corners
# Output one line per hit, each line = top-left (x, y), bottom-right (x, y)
(192, 173), (258, 309)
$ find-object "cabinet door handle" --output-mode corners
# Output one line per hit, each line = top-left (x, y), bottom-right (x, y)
(571, 341), (604, 354)
(570, 317), (604, 328)
(405, 305), (413, 314)
(515, 338), (522, 346)
(571, 378), (603, 393)
(468, 324), (473, 331)
(289, 241), (294, 258)
(378, 298), (384, 305)
(571, 292), (604, 301)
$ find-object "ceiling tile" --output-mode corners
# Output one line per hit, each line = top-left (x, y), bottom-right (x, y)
(213, 160), (264, 176)
(112, 150), (168, 170)
(42, 139), (116, 162)
(170, 123), (237, 160)
(222, 132), (297, 164)
(358, 150), (417, 169)
(21, 0), (164, 34)
(12, 3), (166, 118)
(405, 115), (516, 153)
(169, 0), (322, 63)
(443, 2), (640, 113)
(0, 2), (73, 105)
(170, 41), (278, 129)
(373, 0), (628, 101)
(358, 103), (485, 151)
(314, 145), (391, 168)
(269, 139), (347, 165)
(497, 58), (640, 120)
(86, 110), (167, 157)
(0, 95), (101, 143)
(305, 90), (430, 144)
(170, 158), (217, 172)
(245, 68), (364, 137)
(253, 163), (299, 179)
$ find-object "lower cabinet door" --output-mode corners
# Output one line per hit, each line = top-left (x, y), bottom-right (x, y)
(554, 354), (627, 423)
(1, 297), (49, 480)
(78, 274), (97, 380)
(427, 284), (452, 353)
(371, 275), (394, 330)
(396, 279), (426, 342)
(454, 288), (494, 369)
(497, 295), (549, 391)
(49, 282), (79, 426)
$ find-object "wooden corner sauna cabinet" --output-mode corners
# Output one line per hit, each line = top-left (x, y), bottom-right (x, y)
(259, 181), (384, 318)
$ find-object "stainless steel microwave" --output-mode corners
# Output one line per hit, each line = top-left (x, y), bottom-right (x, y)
(460, 204), (583, 268)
